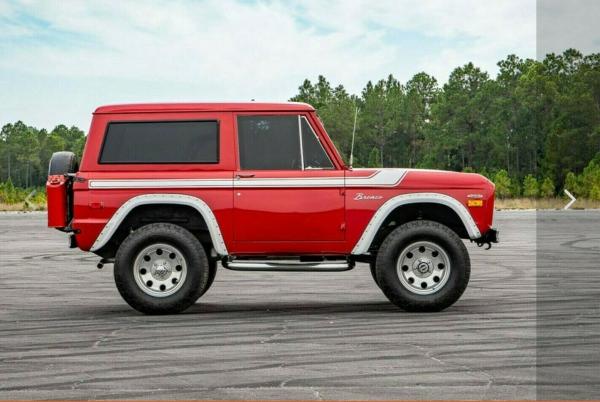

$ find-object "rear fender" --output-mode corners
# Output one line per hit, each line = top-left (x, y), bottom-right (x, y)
(89, 194), (228, 255)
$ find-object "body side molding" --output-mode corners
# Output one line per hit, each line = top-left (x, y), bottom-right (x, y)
(90, 194), (228, 255)
(351, 192), (481, 255)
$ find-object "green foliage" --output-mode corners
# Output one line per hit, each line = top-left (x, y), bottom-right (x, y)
(540, 177), (555, 198)
(564, 171), (581, 195)
(367, 147), (381, 168)
(493, 170), (512, 198)
(1, 121), (85, 188)
(0, 179), (46, 207)
(579, 156), (600, 200)
(522, 174), (539, 198)
(288, 49), (600, 198)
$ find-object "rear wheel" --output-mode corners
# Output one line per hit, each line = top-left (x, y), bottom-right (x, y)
(114, 223), (209, 314)
(200, 259), (218, 297)
(375, 220), (470, 312)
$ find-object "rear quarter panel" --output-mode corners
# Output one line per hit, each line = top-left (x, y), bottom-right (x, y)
(73, 111), (236, 251)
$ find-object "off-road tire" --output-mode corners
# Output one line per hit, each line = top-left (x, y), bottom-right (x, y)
(200, 260), (218, 297)
(369, 262), (381, 288)
(375, 220), (470, 312)
(48, 151), (78, 175)
(114, 223), (209, 314)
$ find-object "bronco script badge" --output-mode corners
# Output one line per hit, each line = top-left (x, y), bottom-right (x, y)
(354, 192), (383, 200)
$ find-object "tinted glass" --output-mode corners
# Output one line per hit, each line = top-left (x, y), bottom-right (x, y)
(301, 118), (334, 169)
(100, 121), (218, 163)
(238, 116), (301, 170)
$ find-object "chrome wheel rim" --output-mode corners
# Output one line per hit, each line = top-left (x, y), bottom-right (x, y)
(133, 243), (187, 297)
(396, 241), (451, 295)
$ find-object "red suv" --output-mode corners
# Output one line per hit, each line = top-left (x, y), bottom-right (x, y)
(47, 102), (498, 314)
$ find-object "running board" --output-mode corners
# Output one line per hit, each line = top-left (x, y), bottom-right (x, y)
(222, 259), (354, 272)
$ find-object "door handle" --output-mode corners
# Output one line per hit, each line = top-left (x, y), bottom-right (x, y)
(235, 173), (255, 179)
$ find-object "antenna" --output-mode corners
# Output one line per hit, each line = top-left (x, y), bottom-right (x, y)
(349, 106), (359, 168)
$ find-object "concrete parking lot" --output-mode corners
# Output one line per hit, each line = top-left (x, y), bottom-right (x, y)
(0, 210), (597, 399)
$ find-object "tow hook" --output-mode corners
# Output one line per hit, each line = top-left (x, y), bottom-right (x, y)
(477, 241), (492, 250)
(473, 228), (499, 250)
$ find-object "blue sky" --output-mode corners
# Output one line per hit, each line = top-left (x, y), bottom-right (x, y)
(0, 0), (537, 130)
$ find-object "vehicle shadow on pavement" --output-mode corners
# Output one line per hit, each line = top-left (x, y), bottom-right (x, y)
(65, 300), (488, 319)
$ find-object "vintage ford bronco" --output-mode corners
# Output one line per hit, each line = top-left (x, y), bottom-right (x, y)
(47, 102), (498, 314)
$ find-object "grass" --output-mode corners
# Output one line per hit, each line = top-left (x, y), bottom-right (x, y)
(495, 197), (600, 210)
(0, 201), (46, 211)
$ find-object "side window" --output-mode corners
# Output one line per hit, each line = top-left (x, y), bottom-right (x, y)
(237, 115), (334, 170)
(237, 116), (301, 170)
(300, 117), (334, 169)
(100, 121), (218, 164)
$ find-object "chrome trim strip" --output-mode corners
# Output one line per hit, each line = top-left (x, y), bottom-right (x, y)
(224, 260), (352, 272)
(351, 192), (481, 255)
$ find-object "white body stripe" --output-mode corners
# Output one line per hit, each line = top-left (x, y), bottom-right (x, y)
(89, 179), (232, 189)
(346, 169), (406, 187)
(351, 192), (481, 255)
(88, 169), (407, 189)
(90, 194), (228, 255)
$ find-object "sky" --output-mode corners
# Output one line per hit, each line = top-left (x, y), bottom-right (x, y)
(537, 0), (600, 58)
(1, 0), (539, 130)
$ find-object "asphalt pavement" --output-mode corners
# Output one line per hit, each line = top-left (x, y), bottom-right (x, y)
(0, 210), (598, 399)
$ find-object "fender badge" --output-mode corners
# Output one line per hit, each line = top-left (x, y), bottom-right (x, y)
(354, 193), (383, 201)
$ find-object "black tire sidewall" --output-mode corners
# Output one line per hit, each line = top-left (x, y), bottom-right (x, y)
(199, 260), (218, 297)
(48, 151), (78, 175)
(369, 261), (381, 288)
(376, 220), (470, 311)
(114, 223), (209, 314)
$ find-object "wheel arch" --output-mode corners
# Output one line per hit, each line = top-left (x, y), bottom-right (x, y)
(352, 193), (481, 255)
(90, 194), (228, 256)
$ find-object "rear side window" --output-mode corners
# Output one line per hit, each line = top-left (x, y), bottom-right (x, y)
(99, 121), (219, 164)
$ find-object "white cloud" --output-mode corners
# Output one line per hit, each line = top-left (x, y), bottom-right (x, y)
(0, 0), (536, 129)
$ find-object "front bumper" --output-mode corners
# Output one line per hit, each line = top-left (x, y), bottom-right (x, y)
(474, 228), (499, 249)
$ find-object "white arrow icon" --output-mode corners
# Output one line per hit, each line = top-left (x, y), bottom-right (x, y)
(564, 189), (577, 210)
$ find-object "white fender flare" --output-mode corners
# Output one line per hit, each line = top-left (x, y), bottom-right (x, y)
(351, 192), (481, 255)
(90, 194), (228, 255)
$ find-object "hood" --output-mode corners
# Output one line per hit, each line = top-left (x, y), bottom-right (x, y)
(398, 168), (494, 190)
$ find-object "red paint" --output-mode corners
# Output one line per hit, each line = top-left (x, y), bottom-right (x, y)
(46, 175), (69, 228)
(48, 103), (496, 256)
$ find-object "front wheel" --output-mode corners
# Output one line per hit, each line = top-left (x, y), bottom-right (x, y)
(114, 223), (210, 314)
(375, 220), (470, 312)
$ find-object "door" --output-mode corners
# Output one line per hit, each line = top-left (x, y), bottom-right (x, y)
(233, 114), (345, 244)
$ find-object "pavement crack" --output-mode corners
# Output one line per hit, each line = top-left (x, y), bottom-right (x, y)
(261, 320), (290, 344)
(408, 342), (496, 395)
(92, 325), (130, 349)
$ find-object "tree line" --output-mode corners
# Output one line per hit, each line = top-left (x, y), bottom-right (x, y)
(1, 48), (600, 200)
(290, 49), (600, 199)
(0, 122), (85, 188)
